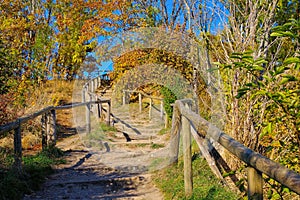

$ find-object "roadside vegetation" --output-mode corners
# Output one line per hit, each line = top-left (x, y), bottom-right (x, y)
(0, 146), (65, 200)
(0, 80), (74, 200)
(153, 153), (240, 200)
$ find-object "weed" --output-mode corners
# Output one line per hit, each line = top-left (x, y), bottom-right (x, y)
(99, 122), (118, 132)
(158, 128), (170, 135)
(151, 143), (165, 149)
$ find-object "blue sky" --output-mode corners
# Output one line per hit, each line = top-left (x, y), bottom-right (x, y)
(86, 0), (228, 78)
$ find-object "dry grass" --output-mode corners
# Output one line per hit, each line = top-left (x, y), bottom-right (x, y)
(0, 80), (76, 151)
(0, 136), (14, 149)
(25, 80), (75, 114)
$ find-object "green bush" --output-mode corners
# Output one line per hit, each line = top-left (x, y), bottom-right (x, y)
(160, 87), (177, 120)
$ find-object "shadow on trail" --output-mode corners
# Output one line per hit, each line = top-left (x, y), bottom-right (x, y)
(112, 114), (141, 135)
(68, 152), (92, 169)
(56, 123), (78, 139)
(24, 150), (146, 200)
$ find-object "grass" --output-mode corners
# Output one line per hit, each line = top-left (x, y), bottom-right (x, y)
(151, 143), (165, 149)
(158, 127), (170, 135)
(82, 122), (118, 150)
(153, 154), (240, 200)
(0, 146), (65, 200)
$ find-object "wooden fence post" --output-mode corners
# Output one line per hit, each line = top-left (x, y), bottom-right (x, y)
(97, 98), (102, 119)
(98, 77), (101, 87)
(41, 113), (47, 149)
(139, 93), (142, 113)
(149, 98), (152, 120)
(91, 79), (94, 92)
(182, 104), (193, 197)
(86, 83), (89, 93)
(86, 95), (91, 133)
(47, 109), (57, 146)
(165, 112), (169, 128)
(95, 78), (98, 89)
(82, 88), (86, 103)
(170, 107), (180, 163)
(106, 100), (111, 126)
(91, 94), (96, 114)
(123, 90), (126, 105)
(13, 119), (22, 172)
(248, 167), (263, 200)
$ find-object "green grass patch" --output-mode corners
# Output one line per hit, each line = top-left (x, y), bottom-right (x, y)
(153, 154), (240, 200)
(125, 143), (148, 148)
(83, 122), (118, 150)
(0, 146), (65, 200)
(99, 122), (118, 132)
(158, 128), (170, 135)
(151, 143), (165, 149)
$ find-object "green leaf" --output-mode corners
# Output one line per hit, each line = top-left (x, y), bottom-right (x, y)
(274, 65), (287, 75)
(207, 67), (219, 72)
(282, 187), (290, 194)
(270, 32), (284, 37)
(245, 82), (257, 87)
(279, 140), (285, 147)
(267, 122), (272, 134)
(254, 59), (268, 65)
(224, 65), (232, 69)
(283, 74), (297, 81)
(241, 55), (253, 59)
(236, 90), (247, 99)
(253, 65), (264, 71)
(212, 62), (222, 66)
(222, 171), (235, 178)
(263, 75), (272, 82)
(280, 75), (297, 85)
(283, 57), (300, 64)
(230, 55), (242, 59)
(238, 87), (250, 92)
(231, 52), (243, 56)
(244, 50), (254, 54)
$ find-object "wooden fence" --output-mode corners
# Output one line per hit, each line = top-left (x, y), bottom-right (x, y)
(170, 99), (300, 199)
(0, 76), (111, 173)
(123, 90), (169, 127)
(82, 77), (111, 127)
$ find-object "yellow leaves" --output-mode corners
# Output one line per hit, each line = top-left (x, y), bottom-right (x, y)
(113, 48), (194, 83)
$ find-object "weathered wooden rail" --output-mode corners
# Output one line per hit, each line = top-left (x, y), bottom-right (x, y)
(0, 75), (112, 173)
(170, 99), (300, 199)
(82, 77), (112, 127)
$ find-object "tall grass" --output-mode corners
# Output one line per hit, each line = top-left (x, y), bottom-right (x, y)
(153, 154), (240, 200)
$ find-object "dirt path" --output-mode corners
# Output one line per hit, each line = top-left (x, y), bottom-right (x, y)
(23, 134), (163, 200)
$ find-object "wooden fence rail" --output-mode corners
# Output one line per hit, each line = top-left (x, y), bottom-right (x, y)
(123, 89), (168, 127)
(82, 76), (111, 126)
(0, 99), (110, 173)
(170, 99), (300, 199)
(0, 76), (111, 173)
